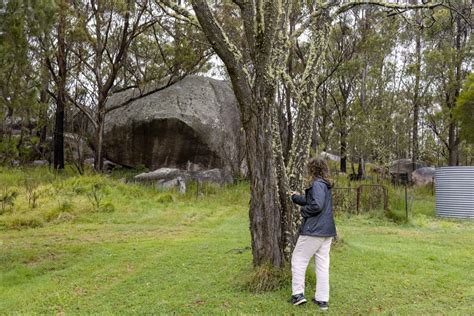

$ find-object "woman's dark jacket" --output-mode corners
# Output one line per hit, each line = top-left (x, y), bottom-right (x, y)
(291, 178), (337, 237)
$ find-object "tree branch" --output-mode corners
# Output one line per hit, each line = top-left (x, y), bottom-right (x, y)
(336, 0), (444, 16)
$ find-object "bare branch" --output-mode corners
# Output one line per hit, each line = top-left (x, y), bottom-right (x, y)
(336, 0), (444, 16)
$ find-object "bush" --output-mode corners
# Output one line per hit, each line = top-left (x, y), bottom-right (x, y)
(0, 187), (18, 214)
(87, 183), (103, 210)
(99, 202), (115, 213)
(24, 178), (40, 209)
(44, 201), (74, 222)
(156, 193), (175, 204)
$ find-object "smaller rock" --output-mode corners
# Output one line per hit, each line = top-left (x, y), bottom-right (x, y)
(186, 161), (202, 172)
(134, 167), (233, 190)
(31, 160), (48, 167)
(83, 158), (119, 171)
(412, 167), (435, 186)
(157, 176), (186, 194)
(135, 168), (190, 182)
(193, 168), (232, 184)
(11, 160), (20, 167)
(103, 160), (119, 171)
(320, 151), (340, 162)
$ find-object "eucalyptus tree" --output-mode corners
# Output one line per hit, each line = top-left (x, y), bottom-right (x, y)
(0, 0), (51, 164)
(343, 8), (400, 167)
(131, 0), (455, 267)
(456, 73), (474, 145)
(0, 0), (33, 162)
(65, 0), (212, 171)
(423, 0), (472, 165)
(48, 0), (70, 170)
(62, 0), (156, 171)
(325, 16), (358, 173)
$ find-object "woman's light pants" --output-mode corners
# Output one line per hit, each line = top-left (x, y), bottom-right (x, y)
(291, 235), (333, 302)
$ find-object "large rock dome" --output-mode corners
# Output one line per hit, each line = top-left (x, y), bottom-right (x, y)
(103, 76), (244, 175)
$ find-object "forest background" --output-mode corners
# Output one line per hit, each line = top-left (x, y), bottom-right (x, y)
(1, 0), (473, 274)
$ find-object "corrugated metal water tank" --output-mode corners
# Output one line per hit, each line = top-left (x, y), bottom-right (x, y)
(435, 167), (474, 219)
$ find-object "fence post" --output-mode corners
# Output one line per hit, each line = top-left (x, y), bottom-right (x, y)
(383, 186), (388, 210)
(356, 186), (361, 214)
(405, 185), (408, 221)
(196, 180), (200, 200)
(432, 176), (435, 196)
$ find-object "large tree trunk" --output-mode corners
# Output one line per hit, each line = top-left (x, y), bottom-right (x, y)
(191, 0), (286, 267)
(247, 103), (284, 267)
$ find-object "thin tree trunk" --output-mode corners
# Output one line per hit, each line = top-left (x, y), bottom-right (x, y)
(340, 130), (347, 173)
(53, 97), (65, 169)
(448, 14), (463, 166)
(412, 9), (422, 165)
(448, 121), (458, 166)
(94, 110), (105, 171)
(272, 104), (293, 260)
(53, 3), (67, 170)
(38, 88), (49, 159)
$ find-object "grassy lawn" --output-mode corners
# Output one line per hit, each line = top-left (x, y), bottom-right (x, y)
(1, 167), (473, 314)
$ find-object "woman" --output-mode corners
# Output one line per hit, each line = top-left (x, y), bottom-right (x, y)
(289, 157), (337, 311)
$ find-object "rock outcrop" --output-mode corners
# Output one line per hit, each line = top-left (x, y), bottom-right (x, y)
(104, 76), (244, 177)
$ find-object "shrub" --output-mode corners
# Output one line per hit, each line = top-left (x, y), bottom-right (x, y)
(87, 183), (105, 211)
(99, 202), (115, 213)
(156, 193), (175, 204)
(0, 187), (18, 214)
(24, 177), (40, 209)
(44, 201), (73, 222)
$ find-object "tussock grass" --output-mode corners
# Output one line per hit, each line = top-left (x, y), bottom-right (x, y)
(240, 264), (291, 293)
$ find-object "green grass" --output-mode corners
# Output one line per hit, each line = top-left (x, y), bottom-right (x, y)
(0, 167), (473, 314)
